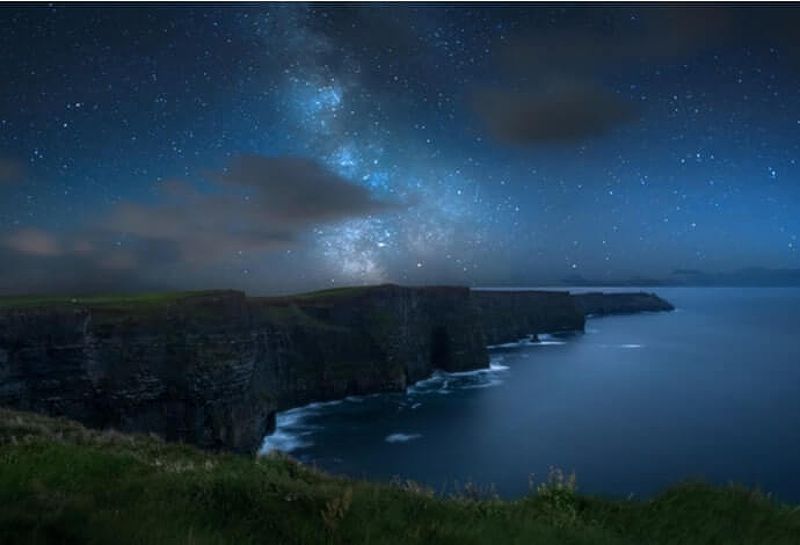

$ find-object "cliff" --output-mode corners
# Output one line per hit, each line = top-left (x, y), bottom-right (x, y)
(0, 285), (487, 453)
(468, 290), (674, 346)
(572, 291), (675, 316)
(471, 290), (585, 345)
(0, 285), (672, 454)
(0, 290), (274, 454)
(250, 285), (488, 410)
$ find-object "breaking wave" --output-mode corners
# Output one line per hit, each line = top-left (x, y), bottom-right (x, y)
(488, 332), (569, 348)
(259, 399), (346, 455)
(537, 333), (567, 346)
(407, 357), (509, 395)
(385, 433), (422, 443)
(262, 357), (510, 455)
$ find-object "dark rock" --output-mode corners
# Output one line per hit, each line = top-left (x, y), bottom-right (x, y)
(0, 285), (673, 454)
(472, 290), (585, 345)
(572, 291), (675, 316)
(0, 285), (487, 453)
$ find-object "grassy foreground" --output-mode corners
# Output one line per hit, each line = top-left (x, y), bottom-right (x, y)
(1, 409), (799, 545)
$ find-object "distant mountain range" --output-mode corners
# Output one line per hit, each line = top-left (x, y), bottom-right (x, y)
(562, 268), (800, 287)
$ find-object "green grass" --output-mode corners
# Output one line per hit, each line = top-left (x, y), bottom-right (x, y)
(250, 303), (346, 331)
(0, 283), (438, 311)
(0, 290), (227, 310)
(1, 409), (799, 545)
(0, 285), (380, 311)
(281, 285), (379, 301)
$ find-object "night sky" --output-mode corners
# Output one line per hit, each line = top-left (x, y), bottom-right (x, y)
(2, 3), (800, 295)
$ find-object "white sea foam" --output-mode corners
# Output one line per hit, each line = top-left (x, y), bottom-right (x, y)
(537, 333), (567, 345)
(259, 399), (347, 455)
(260, 427), (313, 454)
(487, 338), (538, 349)
(304, 399), (345, 410)
(262, 355), (510, 454)
(406, 358), (510, 395)
(445, 367), (498, 378)
(595, 343), (644, 349)
(407, 371), (448, 394)
(488, 333), (571, 349)
(260, 408), (316, 455)
(385, 433), (422, 443)
(460, 375), (505, 389)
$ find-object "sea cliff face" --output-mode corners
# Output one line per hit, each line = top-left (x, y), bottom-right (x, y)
(0, 291), (272, 453)
(0, 285), (672, 453)
(472, 290), (585, 345)
(251, 285), (488, 411)
(0, 285), (487, 453)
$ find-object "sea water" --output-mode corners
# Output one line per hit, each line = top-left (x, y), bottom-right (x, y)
(261, 288), (800, 502)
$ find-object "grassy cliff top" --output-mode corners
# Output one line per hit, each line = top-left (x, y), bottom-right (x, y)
(1, 408), (798, 545)
(257, 285), (378, 303)
(0, 284), (413, 310)
(262, 284), (469, 303)
(0, 290), (235, 310)
(0, 283), (473, 310)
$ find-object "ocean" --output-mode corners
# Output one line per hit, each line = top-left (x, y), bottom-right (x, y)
(261, 288), (800, 502)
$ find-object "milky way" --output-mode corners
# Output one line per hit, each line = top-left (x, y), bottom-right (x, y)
(1, 4), (799, 294)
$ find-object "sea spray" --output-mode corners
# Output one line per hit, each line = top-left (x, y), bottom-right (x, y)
(263, 356), (511, 454)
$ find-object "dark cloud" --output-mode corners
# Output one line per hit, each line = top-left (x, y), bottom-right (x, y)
(0, 244), (166, 296)
(473, 7), (732, 146)
(219, 155), (395, 223)
(0, 224), (191, 294)
(473, 42), (640, 145)
(501, 7), (731, 76)
(102, 155), (397, 264)
(473, 81), (635, 144)
(0, 155), (400, 293)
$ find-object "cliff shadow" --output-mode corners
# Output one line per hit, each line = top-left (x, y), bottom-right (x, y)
(430, 326), (451, 370)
